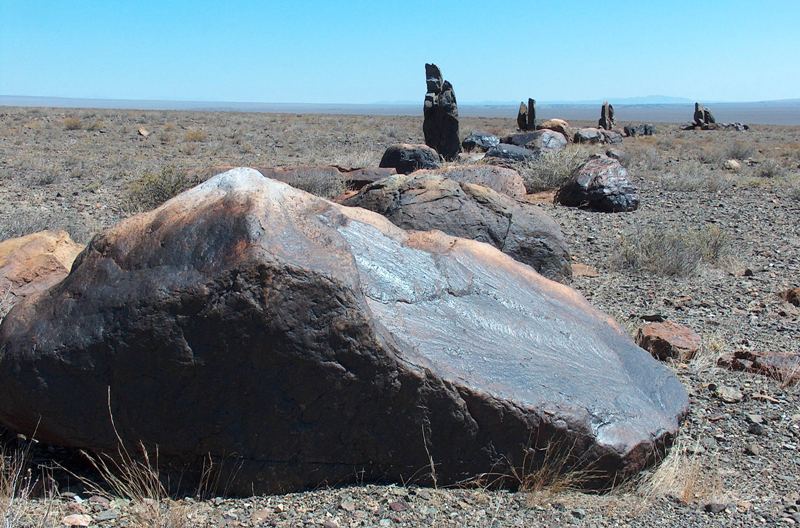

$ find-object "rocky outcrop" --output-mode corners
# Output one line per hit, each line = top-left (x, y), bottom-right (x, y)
(601, 130), (623, 144)
(462, 131), (500, 152)
(416, 165), (526, 199)
(517, 102), (528, 131)
(379, 144), (441, 174)
(0, 168), (686, 494)
(343, 173), (572, 282)
(423, 64), (461, 161)
(0, 230), (83, 318)
(693, 102), (716, 127)
(636, 321), (701, 362)
(623, 124), (655, 137)
(598, 102), (615, 130)
(574, 128), (604, 144)
(484, 144), (540, 163)
(503, 130), (567, 154)
(555, 155), (639, 212)
(538, 119), (571, 138)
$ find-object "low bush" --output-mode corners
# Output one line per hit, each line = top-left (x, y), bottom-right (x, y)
(517, 149), (585, 193)
(62, 117), (82, 130)
(124, 166), (196, 213)
(184, 129), (208, 142)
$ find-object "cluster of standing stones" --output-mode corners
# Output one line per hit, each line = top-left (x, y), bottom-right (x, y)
(3, 62), (771, 496)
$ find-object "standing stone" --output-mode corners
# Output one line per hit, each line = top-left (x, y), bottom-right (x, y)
(527, 98), (537, 130)
(423, 64), (461, 161)
(598, 101), (615, 130)
(517, 102), (528, 130)
(693, 102), (706, 126)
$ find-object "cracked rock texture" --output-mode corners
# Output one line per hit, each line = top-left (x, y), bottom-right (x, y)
(0, 168), (686, 494)
(342, 172), (572, 282)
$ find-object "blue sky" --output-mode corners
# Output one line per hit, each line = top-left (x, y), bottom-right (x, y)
(1, 0), (798, 104)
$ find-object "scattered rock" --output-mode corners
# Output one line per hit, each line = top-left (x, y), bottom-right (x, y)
(598, 102), (615, 130)
(704, 502), (728, 514)
(342, 173), (573, 282)
(414, 165), (527, 199)
(600, 129), (623, 144)
(745, 442), (762, 456)
(0, 230), (84, 318)
(555, 155), (639, 212)
(525, 130), (568, 153)
(573, 128), (604, 144)
(61, 514), (92, 527)
(605, 149), (628, 164)
(718, 350), (800, 385)
(724, 159), (742, 171)
(635, 321), (701, 362)
(572, 263), (599, 278)
(716, 385), (744, 403)
(484, 143), (540, 162)
(423, 64), (461, 160)
(623, 124), (655, 137)
(137, 127), (150, 138)
(389, 501), (408, 512)
(461, 131), (500, 152)
(779, 287), (800, 306)
(379, 144), (441, 174)
(538, 119), (571, 138)
(0, 168), (688, 494)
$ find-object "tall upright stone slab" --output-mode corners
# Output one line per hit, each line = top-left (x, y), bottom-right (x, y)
(423, 64), (461, 161)
(517, 102), (528, 130)
(599, 101), (615, 130)
(527, 98), (537, 130)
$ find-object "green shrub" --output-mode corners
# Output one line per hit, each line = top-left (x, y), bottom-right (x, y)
(124, 166), (196, 212)
(517, 149), (585, 193)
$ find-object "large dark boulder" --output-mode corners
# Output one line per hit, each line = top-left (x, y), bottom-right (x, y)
(556, 155), (640, 212)
(416, 165), (527, 199)
(0, 168), (684, 495)
(343, 173), (572, 282)
(623, 124), (656, 137)
(461, 131), (500, 152)
(574, 128), (605, 144)
(423, 64), (461, 161)
(379, 143), (441, 174)
(485, 143), (540, 162)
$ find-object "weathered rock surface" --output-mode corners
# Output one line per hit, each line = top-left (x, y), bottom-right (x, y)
(342, 172), (572, 282)
(379, 144), (441, 174)
(516, 102), (528, 131)
(598, 102), (615, 130)
(719, 350), (799, 385)
(461, 131), (500, 152)
(574, 128), (605, 144)
(635, 321), (701, 362)
(0, 230), (83, 318)
(601, 130), (623, 145)
(423, 64), (461, 161)
(0, 168), (686, 494)
(693, 102), (716, 127)
(623, 124), (655, 137)
(484, 144), (540, 163)
(555, 155), (640, 212)
(504, 130), (567, 154)
(538, 119), (571, 138)
(415, 165), (527, 199)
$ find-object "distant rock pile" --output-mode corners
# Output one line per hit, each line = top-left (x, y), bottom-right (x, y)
(693, 102), (716, 127)
(684, 102), (750, 131)
(423, 64), (461, 161)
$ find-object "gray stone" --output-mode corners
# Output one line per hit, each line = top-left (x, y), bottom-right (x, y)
(555, 155), (639, 212)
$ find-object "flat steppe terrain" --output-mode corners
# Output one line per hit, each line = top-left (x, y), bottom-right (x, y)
(0, 107), (798, 527)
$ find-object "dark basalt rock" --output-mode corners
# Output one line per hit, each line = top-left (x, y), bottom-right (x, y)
(573, 128), (605, 144)
(379, 143), (441, 174)
(516, 102), (528, 131)
(0, 168), (684, 495)
(485, 143), (540, 162)
(623, 124), (655, 137)
(555, 155), (639, 212)
(598, 102), (615, 130)
(461, 131), (500, 152)
(343, 172), (573, 282)
(503, 130), (567, 153)
(693, 102), (716, 127)
(601, 130), (623, 145)
(423, 64), (461, 161)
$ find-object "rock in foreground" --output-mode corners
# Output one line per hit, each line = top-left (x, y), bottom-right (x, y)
(0, 168), (686, 494)
(379, 144), (441, 174)
(0, 230), (83, 318)
(556, 155), (640, 212)
(342, 173), (572, 282)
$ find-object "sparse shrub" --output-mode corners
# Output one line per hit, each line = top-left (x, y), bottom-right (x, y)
(85, 120), (105, 131)
(63, 117), (82, 130)
(754, 158), (785, 178)
(517, 149), (585, 193)
(289, 169), (347, 199)
(724, 140), (755, 161)
(789, 180), (800, 201)
(638, 436), (722, 505)
(613, 225), (730, 276)
(184, 129), (207, 142)
(124, 166), (196, 212)
(660, 160), (733, 192)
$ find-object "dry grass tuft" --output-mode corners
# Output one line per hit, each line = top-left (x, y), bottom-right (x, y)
(123, 166), (197, 213)
(614, 225), (730, 276)
(183, 129), (208, 142)
(723, 140), (756, 161)
(288, 168), (347, 199)
(1, 443), (60, 528)
(517, 149), (587, 193)
(660, 160), (734, 192)
(62, 117), (82, 130)
(638, 436), (723, 505)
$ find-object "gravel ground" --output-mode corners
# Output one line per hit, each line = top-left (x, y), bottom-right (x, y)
(0, 107), (798, 527)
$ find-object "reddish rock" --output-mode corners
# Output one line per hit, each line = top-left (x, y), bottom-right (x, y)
(779, 287), (800, 306)
(719, 350), (800, 385)
(635, 321), (701, 362)
(0, 230), (83, 318)
(538, 119), (571, 139)
(572, 263), (599, 278)
(412, 165), (527, 199)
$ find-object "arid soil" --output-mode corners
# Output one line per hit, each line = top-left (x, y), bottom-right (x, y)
(0, 107), (799, 527)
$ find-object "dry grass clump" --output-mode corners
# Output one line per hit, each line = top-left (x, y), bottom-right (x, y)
(723, 140), (756, 161)
(789, 180), (800, 201)
(289, 168), (347, 199)
(753, 159), (785, 178)
(123, 166), (197, 213)
(184, 129), (208, 142)
(62, 117), (82, 130)
(660, 160), (734, 192)
(1, 444), (60, 528)
(638, 436), (722, 506)
(517, 149), (586, 193)
(613, 225), (730, 276)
